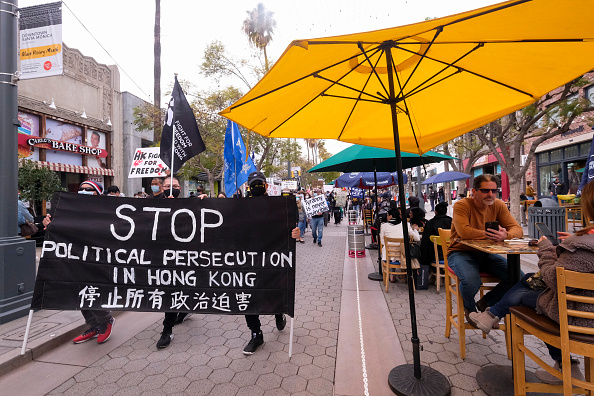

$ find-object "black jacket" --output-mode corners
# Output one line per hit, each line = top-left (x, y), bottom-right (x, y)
(420, 214), (453, 266)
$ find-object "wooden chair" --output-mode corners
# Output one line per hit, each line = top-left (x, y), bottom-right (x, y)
(429, 235), (446, 293)
(438, 228), (511, 360)
(511, 267), (594, 396)
(363, 209), (373, 233)
(380, 235), (417, 293)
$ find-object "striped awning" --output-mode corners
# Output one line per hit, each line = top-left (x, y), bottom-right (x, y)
(36, 161), (114, 176)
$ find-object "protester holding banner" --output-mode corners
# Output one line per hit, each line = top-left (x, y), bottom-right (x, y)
(242, 171), (301, 355)
(157, 176), (191, 348)
(42, 181), (116, 345)
(297, 198), (306, 244)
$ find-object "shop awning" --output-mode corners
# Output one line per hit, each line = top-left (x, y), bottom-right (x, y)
(36, 161), (114, 176)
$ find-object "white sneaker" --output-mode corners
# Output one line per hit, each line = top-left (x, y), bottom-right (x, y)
(535, 360), (584, 385)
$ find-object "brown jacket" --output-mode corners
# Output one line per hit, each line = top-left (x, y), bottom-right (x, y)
(536, 233), (594, 327)
(447, 197), (523, 255)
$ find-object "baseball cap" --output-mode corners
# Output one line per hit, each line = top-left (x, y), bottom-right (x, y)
(248, 171), (266, 186)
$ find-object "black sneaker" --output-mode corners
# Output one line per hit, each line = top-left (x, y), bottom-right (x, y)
(157, 331), (173, 349)
(275, 314), (286, 331)
(243, 332), (264, 355)
(318, 242), (322, 247)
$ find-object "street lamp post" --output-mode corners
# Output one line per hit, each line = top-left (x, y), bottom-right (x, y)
(0, 0), (37, 324)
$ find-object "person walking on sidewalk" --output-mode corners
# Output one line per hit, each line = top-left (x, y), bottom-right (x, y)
(42, 181), (115, 345)
(310, 191), (325, 247)
(548, 175), (565, 203)
(242, 171), (300, 355)
(429, 186), (437, 212)
(157, 176), (200, 349)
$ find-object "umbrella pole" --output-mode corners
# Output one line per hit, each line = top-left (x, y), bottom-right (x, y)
(384, 45), (450, 396)
(368, 161), (383, 281)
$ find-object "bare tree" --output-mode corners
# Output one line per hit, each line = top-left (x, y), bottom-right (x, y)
(474, 76), (594, 222)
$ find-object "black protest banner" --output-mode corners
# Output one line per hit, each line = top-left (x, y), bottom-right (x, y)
(32, 193), (296, 316)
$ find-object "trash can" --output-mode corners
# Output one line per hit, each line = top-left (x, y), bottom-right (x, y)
(347, 225), (365, 257)
(348, 210), (358, 224)
(527, 206), (566, 239)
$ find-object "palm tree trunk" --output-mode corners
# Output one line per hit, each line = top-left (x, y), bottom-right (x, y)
(154, 0), (161, 139)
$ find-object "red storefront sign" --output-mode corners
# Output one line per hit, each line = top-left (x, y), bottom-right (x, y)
(18, 134), (108, 158)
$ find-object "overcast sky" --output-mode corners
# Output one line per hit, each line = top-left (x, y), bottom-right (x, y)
(19, 0), (500, 153)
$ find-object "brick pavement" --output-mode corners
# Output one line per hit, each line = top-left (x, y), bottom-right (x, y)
(42, 224), (346, 396)
(367, 208), (569, 396)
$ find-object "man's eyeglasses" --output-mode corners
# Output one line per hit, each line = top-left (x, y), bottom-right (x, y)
(79, 187), (95, 192)
(478, 188), (499, 194)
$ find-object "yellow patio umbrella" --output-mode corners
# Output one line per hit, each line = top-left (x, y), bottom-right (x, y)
(221, 1), (594, 394)
(222, 0), (594, 155)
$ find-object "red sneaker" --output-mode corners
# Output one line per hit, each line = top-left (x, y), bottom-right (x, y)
(97, 317), (115, 344)
(73, 327), (98, 344)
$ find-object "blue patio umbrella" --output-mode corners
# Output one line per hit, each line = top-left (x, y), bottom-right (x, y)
(421, 171), (470, 185)
(335, 172), (407, 188)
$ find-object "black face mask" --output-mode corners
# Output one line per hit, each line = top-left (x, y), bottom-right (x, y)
(250, 185), (266, 196)
(163, 188), (181, 198)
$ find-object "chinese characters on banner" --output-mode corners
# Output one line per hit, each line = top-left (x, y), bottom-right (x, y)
(32, 193), (296, 316)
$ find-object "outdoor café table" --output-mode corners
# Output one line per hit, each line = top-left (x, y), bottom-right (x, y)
(458, 239), (539, 396)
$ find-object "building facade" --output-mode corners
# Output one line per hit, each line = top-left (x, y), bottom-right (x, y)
(17, 44), (123, 202)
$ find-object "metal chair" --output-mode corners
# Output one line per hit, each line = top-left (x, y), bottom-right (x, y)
(511, 267), (594, 396)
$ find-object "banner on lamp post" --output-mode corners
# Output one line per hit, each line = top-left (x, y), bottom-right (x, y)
(19, 2), (63, 79)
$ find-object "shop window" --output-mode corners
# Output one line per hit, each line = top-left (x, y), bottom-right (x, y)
(581, 141), (592, 156)
(538, 152), (549, 164)
(496, 164), (501, 174)
(538, 165), (555, 196)
(550, 149), (562, 162)
(473, 168), (483, 177)
(564, 145), (578, 159)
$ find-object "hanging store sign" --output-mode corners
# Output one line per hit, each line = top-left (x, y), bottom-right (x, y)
(18, 134), (108, 157)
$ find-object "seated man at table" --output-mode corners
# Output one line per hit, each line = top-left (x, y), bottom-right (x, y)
(447, 174), (523, 323)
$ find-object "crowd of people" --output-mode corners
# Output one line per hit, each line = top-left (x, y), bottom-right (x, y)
(36, 169), (594, 383)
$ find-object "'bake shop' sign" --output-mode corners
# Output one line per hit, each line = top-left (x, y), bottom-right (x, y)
(18, 135), (108, 158)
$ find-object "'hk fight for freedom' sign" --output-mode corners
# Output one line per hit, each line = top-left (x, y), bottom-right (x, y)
(302, 195), (329, 218)
(32, 193), (296, 316)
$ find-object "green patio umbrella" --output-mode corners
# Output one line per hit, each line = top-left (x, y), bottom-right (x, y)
(307, 144), (455, 173)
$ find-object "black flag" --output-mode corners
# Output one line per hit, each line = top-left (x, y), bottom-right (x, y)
(160, 76), (205, 174)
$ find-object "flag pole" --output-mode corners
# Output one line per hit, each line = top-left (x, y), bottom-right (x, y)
(169, 73), (177, 197)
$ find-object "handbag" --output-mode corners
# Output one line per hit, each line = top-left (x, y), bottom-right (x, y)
(20, 221), (39, 237)
(408, 241), (422, 259)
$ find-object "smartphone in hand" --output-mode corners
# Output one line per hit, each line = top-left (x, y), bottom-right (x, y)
(535, 222), (559, 245)
(485, 221), (499, 232)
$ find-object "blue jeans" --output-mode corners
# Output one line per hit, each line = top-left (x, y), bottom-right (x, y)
(489, 273), (561, 362)
(298, 221), (306, 238)
(310, 216), (324, 243)
(447, 251), (511, 312)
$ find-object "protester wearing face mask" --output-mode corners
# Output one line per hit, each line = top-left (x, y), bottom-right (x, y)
(242, 171), (301, 355)
(147, 178), (164, 199)
(42, 181), (116, 345)
(162, 176), (181, 198)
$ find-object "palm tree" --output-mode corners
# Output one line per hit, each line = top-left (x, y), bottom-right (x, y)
(241, 3), (277, 72)
(154, 0), (161, 139)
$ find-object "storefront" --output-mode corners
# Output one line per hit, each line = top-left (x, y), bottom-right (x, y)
(17, 109), (114, 192)
(535, 132), (592, 197)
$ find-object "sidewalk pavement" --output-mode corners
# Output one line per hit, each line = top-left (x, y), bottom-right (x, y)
(0, 210), (562, 395)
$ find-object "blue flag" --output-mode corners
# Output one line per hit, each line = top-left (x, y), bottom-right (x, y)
(224, 120), (257, 195)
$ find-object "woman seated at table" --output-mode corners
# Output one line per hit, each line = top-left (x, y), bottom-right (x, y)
(380, 206), (421, 282)
(470, 180), (594, 384)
